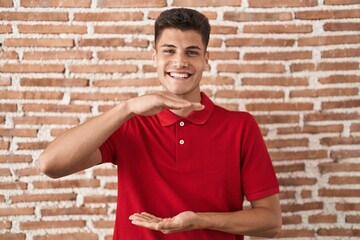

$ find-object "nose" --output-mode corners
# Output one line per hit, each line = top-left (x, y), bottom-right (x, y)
(171, 53), (188, 68)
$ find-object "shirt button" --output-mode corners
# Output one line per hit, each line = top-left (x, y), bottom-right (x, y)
(179, 121), (185, 127)
(179, 139), (185, 145)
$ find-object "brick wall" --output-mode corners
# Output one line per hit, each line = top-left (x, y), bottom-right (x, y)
(0, 0), (359, 239)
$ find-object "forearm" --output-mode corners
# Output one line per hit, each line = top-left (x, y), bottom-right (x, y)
(39, 101), (133, 178)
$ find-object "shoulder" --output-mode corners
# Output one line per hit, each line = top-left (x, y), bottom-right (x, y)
(213, 104), (255, 123)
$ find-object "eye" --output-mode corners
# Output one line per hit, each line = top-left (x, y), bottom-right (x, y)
(187, 50), (200, 56)
(162, 49), (175, 54)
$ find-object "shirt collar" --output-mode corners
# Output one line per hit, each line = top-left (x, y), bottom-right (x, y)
(158, 92), (214, 126)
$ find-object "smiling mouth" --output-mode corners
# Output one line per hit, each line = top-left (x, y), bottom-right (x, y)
(167, 72), (192, 79)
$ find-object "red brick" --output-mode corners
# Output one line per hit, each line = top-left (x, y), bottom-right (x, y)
(0, 168), (11, 176)
(0, 141), (10, 149)
(321, 48), (360, 58)
(224, 11), (292, 22)
(249, 0), (317, 7)
(84, 195), (117, 204)
(226, 38), (295, 47)
(105, 182), (117, 190)
(4, 38), (74, 47)
(0, 220), (12, 229)
(33, 179), (100, 189)
(351, 123), (360, 132)
(74, 12), (143, 21)
(277, 229), (315, 238)
(0, 104), (17, 112)
(17, 142), (49, 150)
(98, 0), (166, 8)
(299, 35), (360, 46)
(94, 25), (153, 34)
(318, 228), (360, 237)
(215, 90), (284, 99)
(324, 22), (360, 32)
(290, 88), (358, 98)
(34, 233), (98, 240)
(0, 128), (38, 137)
(274, 163), (305, 173)
(79, 38), (125, 47)
(211, 26), (238, 34)
(148, 10), (217, 21)
(0, 25), (12, 33)
(319, 74), (360, 84)
(291, 62), (359, 72)
(16, 167), (41, 177)
(12, 193), (76, 203)
(244, 24), (312, 34)
(346, 215), (360, 223)
(21, 220), (86, 230)
(282, 215), (302, 225)
(93, 220), (114, 229)
(309, 214), (337, 223)
(18, 24), (87, 34)
(244, 51), (312, 60)
(0, 0), (13, 7)
(71, 92), (137, 101)
(305, 112), (359, 122)
(13, 116), (79, 125)
(0, 12), (68, 21)
(301, 190), (313, 198)
(281, 202), (324, 212)
(0, 77), (11, 86)
(329, 176), (360, 185)
(23, 103), (91, 113)
(208, 51), (239, 60)
(246, 102), (313, 111)
(94, 78), (159, 87)
(337, 203), (360, 211)
(0, 91), (63, 100)
(255, 114), (299, 124)
(21, 78), (89, 87)
(41, 206), (107, 216)
(325, 0), (360, 5)
(21, 0), (91, 7)
(266, 138), (309, 148)
(172, 0), (241, 6)
(296, 9), (360, 20)
(0, 51), (18, 59)
(23, 50), (92, 59)
(279, 177), (317, 186)
(270, 150), (328, 161)
(98, 50), (152, 60)
(320, 163), (360, 173)
(0, 207), (34, 216)
(321, 136), (360, 146)
(1, 234), (26, 240)
(242, 77), (308, 86)
(0, 64), (65, 73)
(0, 155), (32, 163)
(69, 64), (137, 74)
(217, 63), (285, 73)
(322, 100), (360, 110)
(319, 188), (360, 197)
(331, 149), (360, 159)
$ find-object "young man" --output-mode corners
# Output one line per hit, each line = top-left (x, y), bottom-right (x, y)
(39, 8), (282, 240)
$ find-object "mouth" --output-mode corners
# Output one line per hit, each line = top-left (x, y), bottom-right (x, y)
(167, 72), (192, 80)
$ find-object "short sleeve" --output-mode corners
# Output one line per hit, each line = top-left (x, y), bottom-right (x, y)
(240, 114), (279, 201)
(99, 123), (127, 165)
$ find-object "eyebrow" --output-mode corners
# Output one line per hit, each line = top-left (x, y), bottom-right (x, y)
(160, 44), (202, 51)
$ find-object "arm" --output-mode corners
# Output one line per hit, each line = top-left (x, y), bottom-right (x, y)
(130, 194), (282, 238)
(38, 91), (204, 178)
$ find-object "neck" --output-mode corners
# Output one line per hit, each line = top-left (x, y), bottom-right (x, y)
(170, 91), (202, 118)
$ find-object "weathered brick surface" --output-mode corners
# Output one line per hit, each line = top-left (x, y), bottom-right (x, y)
(0, 0), (359, 239)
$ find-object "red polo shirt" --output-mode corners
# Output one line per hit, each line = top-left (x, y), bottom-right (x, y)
(100, 92), (279, 240)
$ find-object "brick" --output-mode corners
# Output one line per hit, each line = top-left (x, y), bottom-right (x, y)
(0, 91), (63, 100)
(69, 64), (137, 74)
(322, 100), (360, 110)
(0, 207), (34, 216)
(74, 12), (143, 21)
(0, 51), (18, 59)
(4, 38), (74, 47)
(291, 62), (359, 72)
(319, 163), (360, 173)
(94, 78), (159, 87)
(244, 24), (312, 34)
(309, 214), (337, 223)
(305, 112), (359, 122)
(34, 233), (98, 240)
(0, 141), (10, 149)
(18, 24), (87, 34)
(93, 220), (114, 228)
(255, 114), (299, 124)
(318, 228), (360, 237)
(208, 51), (239, 60)
(0, 168), (11, 176)
(322, 48), (360, 58)
(274, 163), (305, 173)
(279, 177), (317, 186)
(242, 77), (308, 86)
(351, 123), (360, 132)
(211, 26), (238, 34)
(325, 0), (360, 4)
(0, 128), (38, 137)
(79, 38), (125, 47)
(0, 0), (13, 7)
(282, 215), (302, 225)
(148, 10), (217, 21)
(270, 150), (328, 161)
(0, 25), (12, 33)
(277, 229), (315, 238)
(337, 203), (360, 211)
(324, 22), (360, 32)
(41, 207), (107, 216)
(329, 176), (360, 185)
(225, 38), (295, 47)
(21, 78), (89, 87)
(21, 220), (86, 230)
(224, 11), (292, 22)
(105, 182), (117, 190)
(0, 220), (12, 229)
(331, 149), (360, 159)
(244, 51), (312, 61)
(13, 116), (79, 125)
(298, 35), (360, 46)
(202, 76), (234, 85)
(0, 104), (17, 112)
(94, 25), (153, 34)
(16, 167), (41, 177)
(346, 215), (360, 223)
(281, 202), (324, 212)
(266, 138), (309, 148)
(0, 77), (11, 86)
(0, 12), (68, 21)
(319, 75), (360, 84)
(33, 179), (100, 188)
(217, 63), (285, 73)
(290, 88), (358, 98)
(319, 188), (360, 197)
(296, 9), (360, 20)
(97, 50), (152, 60)
(21, 0), (91, 7)
(1, 234), (26, 240)
(215, 90), (284, 99)
(71, 92), (137, 101)
(249, 0), (317, 7)
(173, 0), (241, 6)
(321, 136), (360, 146)
(98, 0), (166, 8)
(23, 103), (91, 113)
(246, 102), (313, 111)
(50, 128), (70, 137)
(10, 193), (76, 203)
(0, 155), (32, 163)
(0, 64), (65, 73)
(17, 142), (49, 150)
(84, 195), (117, 204)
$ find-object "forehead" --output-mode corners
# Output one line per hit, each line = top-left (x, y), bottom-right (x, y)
(156, 28), (205, 50)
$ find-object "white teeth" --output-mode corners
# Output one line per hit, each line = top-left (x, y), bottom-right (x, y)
(169, 72), (190, 78)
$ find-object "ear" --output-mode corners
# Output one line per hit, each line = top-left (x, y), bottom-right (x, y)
(152, 47), (157, 68)
(204, 51), (210, 71)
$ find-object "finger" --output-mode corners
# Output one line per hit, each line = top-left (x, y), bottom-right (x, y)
(140, 212), (163, 221)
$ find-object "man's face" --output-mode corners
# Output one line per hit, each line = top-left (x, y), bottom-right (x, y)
(153, 28), (209, 100)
